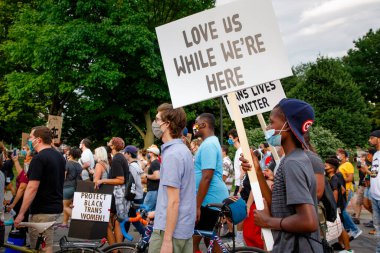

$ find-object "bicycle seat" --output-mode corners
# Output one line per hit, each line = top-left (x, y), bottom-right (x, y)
(19, 221), (55, 234)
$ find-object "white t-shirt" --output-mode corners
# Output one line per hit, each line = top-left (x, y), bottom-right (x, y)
(234, 147), (242, 186)
(370, 150), (380, 200)
(79, 148), (95, 180)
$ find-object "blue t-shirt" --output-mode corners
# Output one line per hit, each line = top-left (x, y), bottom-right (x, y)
(194, 136), (229, 206)
(153, 139), (196, 239)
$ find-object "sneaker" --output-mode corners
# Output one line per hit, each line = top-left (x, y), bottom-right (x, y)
(352, 217), (360, 224)
(339, 250), (354, 253)
(350, 229), (363, 240)
(364, 220), (374, 228)
(332, 242), (345, 251)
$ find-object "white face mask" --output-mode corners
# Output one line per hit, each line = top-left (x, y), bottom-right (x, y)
(152, 121), (165, 139)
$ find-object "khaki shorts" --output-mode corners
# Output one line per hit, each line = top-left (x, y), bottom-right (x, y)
(29, 213), (60, 251)
(148, 230), (193, 253)
(356, 186), (365, 206)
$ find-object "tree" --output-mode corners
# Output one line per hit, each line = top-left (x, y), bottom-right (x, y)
(2, 0), (214, 147)
(309, 125), (345, 160)
(287, 57), (371, 147)
(344, 29), (380, 103)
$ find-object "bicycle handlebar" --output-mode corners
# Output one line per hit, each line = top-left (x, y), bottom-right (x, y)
(120, 211), (149, 241)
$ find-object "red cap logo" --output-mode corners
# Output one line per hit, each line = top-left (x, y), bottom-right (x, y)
(302, 120), (313, 133)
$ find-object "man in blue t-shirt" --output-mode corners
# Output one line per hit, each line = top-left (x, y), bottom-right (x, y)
(193, 113), (229, 252)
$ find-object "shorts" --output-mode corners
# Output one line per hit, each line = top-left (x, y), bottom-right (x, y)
(356, 186), (365, 205)
(113, 185), (130, 221)
(149, 230), (193, 253)
(194, 206), (219, 231)
(364, 187), (372, 200)
(29, 213), (60, 251)
(63, 187), (75, 200)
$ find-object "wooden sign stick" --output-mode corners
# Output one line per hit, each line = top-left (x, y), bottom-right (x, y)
(227, 92), (274, 250)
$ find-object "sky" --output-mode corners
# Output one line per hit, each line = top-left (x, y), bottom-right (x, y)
(271, 0), (380, 67)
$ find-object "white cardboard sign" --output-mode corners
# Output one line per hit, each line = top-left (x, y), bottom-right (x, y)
(223, 80), (286, 119)
(156, 0), (292, 108)
(72, 192), (112, 222)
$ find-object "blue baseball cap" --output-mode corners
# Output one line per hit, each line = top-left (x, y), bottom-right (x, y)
(278, 98), (315, 149)
(123, 145), (138, 155)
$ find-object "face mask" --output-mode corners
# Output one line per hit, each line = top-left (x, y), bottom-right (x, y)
(28, 139), (36, 152)
(264, 122), (287, 147)
(337, 155), (342, 161)
(21, 150), (27, 157)
(227, 138), (234, 145)
(79, 143), (83, 149)
(152, 121), (164, 139)
(147, 153), (151, 160)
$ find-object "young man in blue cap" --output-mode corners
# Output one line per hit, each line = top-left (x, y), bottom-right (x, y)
(241, 98), (322, 253)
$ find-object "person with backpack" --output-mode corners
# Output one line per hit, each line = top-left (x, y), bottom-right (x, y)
(61, 147), (82, 228)
(123, 145), (145, 236)
(325, 158), (353, 253)
(241, 98), (322, 253)
(97, 137), (129, 246)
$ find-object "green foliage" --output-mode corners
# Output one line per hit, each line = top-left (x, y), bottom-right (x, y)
(287, 57), (371, 148)
(344, 28), (380, 104)
(0, 0), (214, 147)
(246, 128), (266, 149)
(309, 125), (345, 160)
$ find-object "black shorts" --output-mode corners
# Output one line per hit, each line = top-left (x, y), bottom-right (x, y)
(194, 206), (219, 231)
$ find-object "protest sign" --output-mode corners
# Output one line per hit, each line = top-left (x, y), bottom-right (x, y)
(72, 192), (112, 222)
(156, 0), (291, 108)
(21, 133), (29, 148)
(69, 181), (113, 239)
(47, 115), (63, 143)
(223, 80), (286, 119)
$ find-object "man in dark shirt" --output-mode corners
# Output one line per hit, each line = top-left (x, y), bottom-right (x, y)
(15, 126), (65, 253)
(143, 144), (161, 212)
(97, 137), (129, 246)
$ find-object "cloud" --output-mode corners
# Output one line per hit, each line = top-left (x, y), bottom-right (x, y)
(271, 0), (380, 66)
(301, 0), (380, 23)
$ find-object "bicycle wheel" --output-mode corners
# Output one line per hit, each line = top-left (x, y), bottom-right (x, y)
(101, 242), (138, 253)
(233, 246), (267, 253)
(58, 248), (103, 253)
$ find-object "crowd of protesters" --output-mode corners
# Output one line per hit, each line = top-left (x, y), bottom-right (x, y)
(0, 99), (379, 253)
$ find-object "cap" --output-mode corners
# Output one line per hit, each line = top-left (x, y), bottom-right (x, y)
(182, 127), (188, 137)
(123, 145), (138, 155)
(147, 144), (160, 156)
(370, 130), (380, 138)
(278, 98), (315, 149)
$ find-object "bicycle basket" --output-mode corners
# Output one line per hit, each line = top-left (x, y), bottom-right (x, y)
(222, 196), (247, 224)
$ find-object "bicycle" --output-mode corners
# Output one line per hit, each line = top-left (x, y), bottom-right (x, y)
(101, 203), (267, 253)
(1, 219), (106, 252)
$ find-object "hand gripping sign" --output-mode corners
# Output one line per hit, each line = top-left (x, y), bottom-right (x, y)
(156, 0), (293, 249)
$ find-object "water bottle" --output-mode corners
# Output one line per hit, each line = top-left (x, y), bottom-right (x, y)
(9, 209), (16, 217)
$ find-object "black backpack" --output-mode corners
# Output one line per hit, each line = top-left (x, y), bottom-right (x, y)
(321, 177), (337, 222)
(125, 162), (137, 201)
